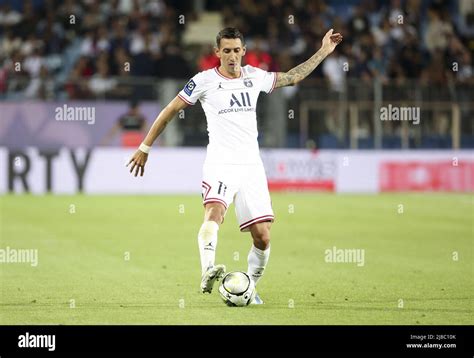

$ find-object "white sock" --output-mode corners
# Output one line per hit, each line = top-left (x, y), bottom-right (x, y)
(197, 221), (219, 276)
(247, 244), (270, 286)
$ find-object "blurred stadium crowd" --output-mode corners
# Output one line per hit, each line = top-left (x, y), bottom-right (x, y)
(0, 0), (473, 149)
(1, 0), (472, 99)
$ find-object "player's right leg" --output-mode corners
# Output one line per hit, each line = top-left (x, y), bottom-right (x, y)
(199, 202), (226, 293)
(199, 164), (238, 293)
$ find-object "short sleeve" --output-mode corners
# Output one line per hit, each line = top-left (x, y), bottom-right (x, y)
(258, 69), (277, 94)
(178, 72), (206, 105)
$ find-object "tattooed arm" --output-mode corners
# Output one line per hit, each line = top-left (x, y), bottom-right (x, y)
(275, 29), (343, 88)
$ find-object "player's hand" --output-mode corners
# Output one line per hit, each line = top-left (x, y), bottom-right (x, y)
(321, 29), (343, 53)
(126, 149), (148, 177)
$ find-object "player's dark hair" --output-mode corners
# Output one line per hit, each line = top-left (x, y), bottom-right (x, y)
(216, 27), (245, 48)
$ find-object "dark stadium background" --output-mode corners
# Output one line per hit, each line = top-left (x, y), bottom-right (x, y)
(0, 0), (472, 150)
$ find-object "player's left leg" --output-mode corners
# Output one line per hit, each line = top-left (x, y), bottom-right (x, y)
(246, 221), (272, 305)
(247, 221), (271, 286)
(234, 164), (274, 304)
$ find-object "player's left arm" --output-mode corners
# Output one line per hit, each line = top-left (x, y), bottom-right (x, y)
(275, 29), (343, 88)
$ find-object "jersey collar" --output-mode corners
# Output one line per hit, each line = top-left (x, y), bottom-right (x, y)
(214, 66), (243, 80)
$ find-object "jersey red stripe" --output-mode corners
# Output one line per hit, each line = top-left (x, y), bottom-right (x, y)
(177, 93), (194, 105)
(239, 215), (275, 229)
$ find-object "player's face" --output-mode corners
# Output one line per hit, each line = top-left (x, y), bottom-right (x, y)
(215, 38), (246, 75)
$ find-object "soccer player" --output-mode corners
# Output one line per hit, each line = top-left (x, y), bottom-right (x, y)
(127, 27), (343, 304)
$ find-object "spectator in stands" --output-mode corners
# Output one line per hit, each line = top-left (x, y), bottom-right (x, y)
(65, 56), (93, 99)
(245, 37), (273, 71)
(111, 46), (133, 98)
(368, 47), (387, 81)
(1, 49), (28, 94)
(88, 57), (117, 97)
(421, 49), (450, 86)
(109, 18), (130, 55)
(82, 0), (103, 31)
(17, 0), (38, 38)
(23, 47), (44, 79)
(0, 0), (471, 120)
(2, 30), (22, 57)
(129, 17), (160, 57)
(130, 33), (156, 77)
(24, 64), (53, 99)
(372, 17), (392, 48)
(322, 48), (348, 93)
(0, 4), (22, 28)
(424, 6), (454, 53)
(348, 4), (370, 37)
(155, 42), (191, 79)
(37, 10), (65, 55)
(405, 0), (423, 27)
(58, 0), (83, 36)
(111, 46), (131, 76)
(399, 31), (424, 78)
(198, 44), (220, 71)
(101, 100), (147, 147)
(456, 51), (473, 83)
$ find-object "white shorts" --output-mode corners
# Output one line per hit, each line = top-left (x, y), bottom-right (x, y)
(201, 163), (274, 232)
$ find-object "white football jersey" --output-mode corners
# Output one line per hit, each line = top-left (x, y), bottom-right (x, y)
(178, 65), (277, 165)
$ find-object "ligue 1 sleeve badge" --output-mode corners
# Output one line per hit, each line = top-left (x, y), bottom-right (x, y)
(244, 78), (253, 87)
(184, 79), (196, 96)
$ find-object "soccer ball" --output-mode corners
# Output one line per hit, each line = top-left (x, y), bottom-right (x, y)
(218, 271), (256, 307)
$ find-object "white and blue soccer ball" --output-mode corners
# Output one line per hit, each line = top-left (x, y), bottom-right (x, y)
(218, 271), (256, 307)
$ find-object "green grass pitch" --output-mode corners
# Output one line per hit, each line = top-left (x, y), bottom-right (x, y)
(1, 193), (472, 325)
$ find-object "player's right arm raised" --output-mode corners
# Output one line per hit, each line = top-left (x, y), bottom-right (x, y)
(127, 96), (188, 177)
